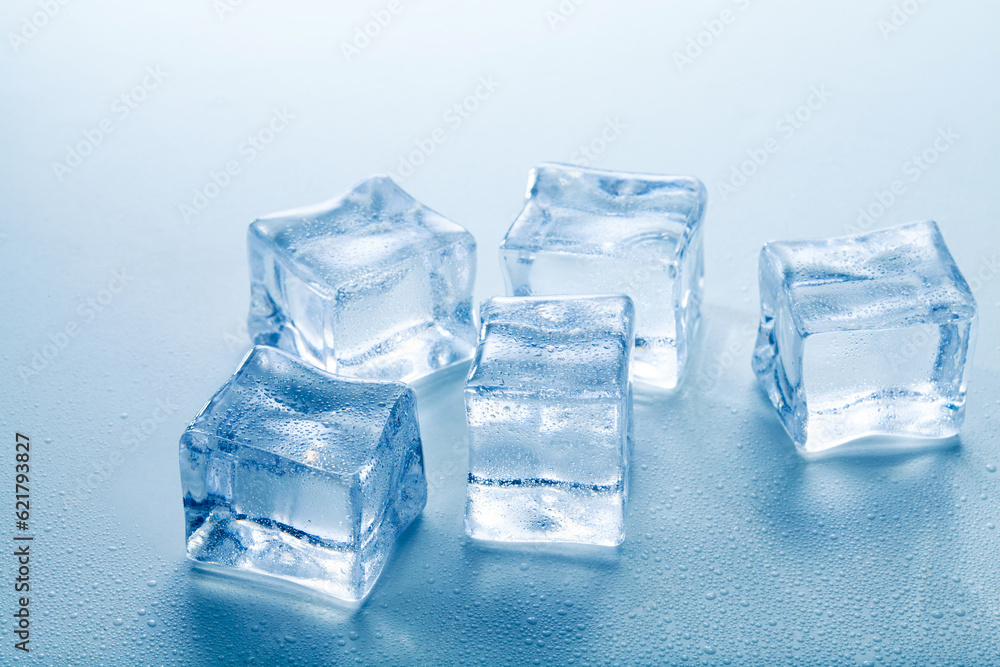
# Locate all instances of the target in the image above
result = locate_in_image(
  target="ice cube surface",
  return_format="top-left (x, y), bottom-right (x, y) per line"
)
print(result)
top-left (500, 163), bottom-right (706, 389)
top-left (248, 175), bottom-right (477, 383)
top-left (179, 345), bottom-right (427, 601)
top-left (752, 221), bottom-right (978, 454)
top-left (464, 295), bottom-right (635, 546)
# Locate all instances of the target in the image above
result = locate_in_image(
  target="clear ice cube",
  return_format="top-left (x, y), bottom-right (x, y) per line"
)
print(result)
top-left (464, 295), bottom-right (635, 546)
top-left (248, 175), bottom-right (477, 383)
top-left (752, 220), bottom-right (978, 454)
top-left (179, 345), bottom-right (427, 600)
top-left (500, 163), bottom-right (706, 389)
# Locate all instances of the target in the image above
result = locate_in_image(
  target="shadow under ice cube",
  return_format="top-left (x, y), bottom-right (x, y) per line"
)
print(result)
top-left (179, 345), bottom-right (427, 601)
top-left (752, 221), bottom-right (978, 455)
top-left (247, 175), bottom-right (477, 383)
top-left (464, 295), bottom-right (635, 546)
top-left (500, 163), bottom-right (706, 389)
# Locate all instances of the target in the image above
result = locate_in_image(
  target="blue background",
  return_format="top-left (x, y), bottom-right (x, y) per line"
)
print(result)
top-left (1, 0), bottom-right (998, 664)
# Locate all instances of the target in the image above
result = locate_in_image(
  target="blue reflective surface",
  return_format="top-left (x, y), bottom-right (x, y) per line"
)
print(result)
top-left (1, 1), bottom-right (998, 664)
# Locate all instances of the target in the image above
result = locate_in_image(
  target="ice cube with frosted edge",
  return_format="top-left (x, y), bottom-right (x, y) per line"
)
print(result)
top-left (751, 220), bottom-right (978, 455)
top-left (500, 163), bottom-right (706, 390)
top-left (247, 175), bottom-right (477, 384)
top-left (464, 295), bottom-right (635, 546)
top-left (178, 345), bottom-right (427, 601)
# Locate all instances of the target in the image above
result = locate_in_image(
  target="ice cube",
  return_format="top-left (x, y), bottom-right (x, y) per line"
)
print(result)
top-left (500, 163), bottom-right (706, 389)
top-left (752, 220), bottom-right (978, 454)
top-left (179, 345), bottom-right (427, 601)
top-left (247, 175), bottom-right (477, 383)
top-left (464, 295), bottom-right (635, 546)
